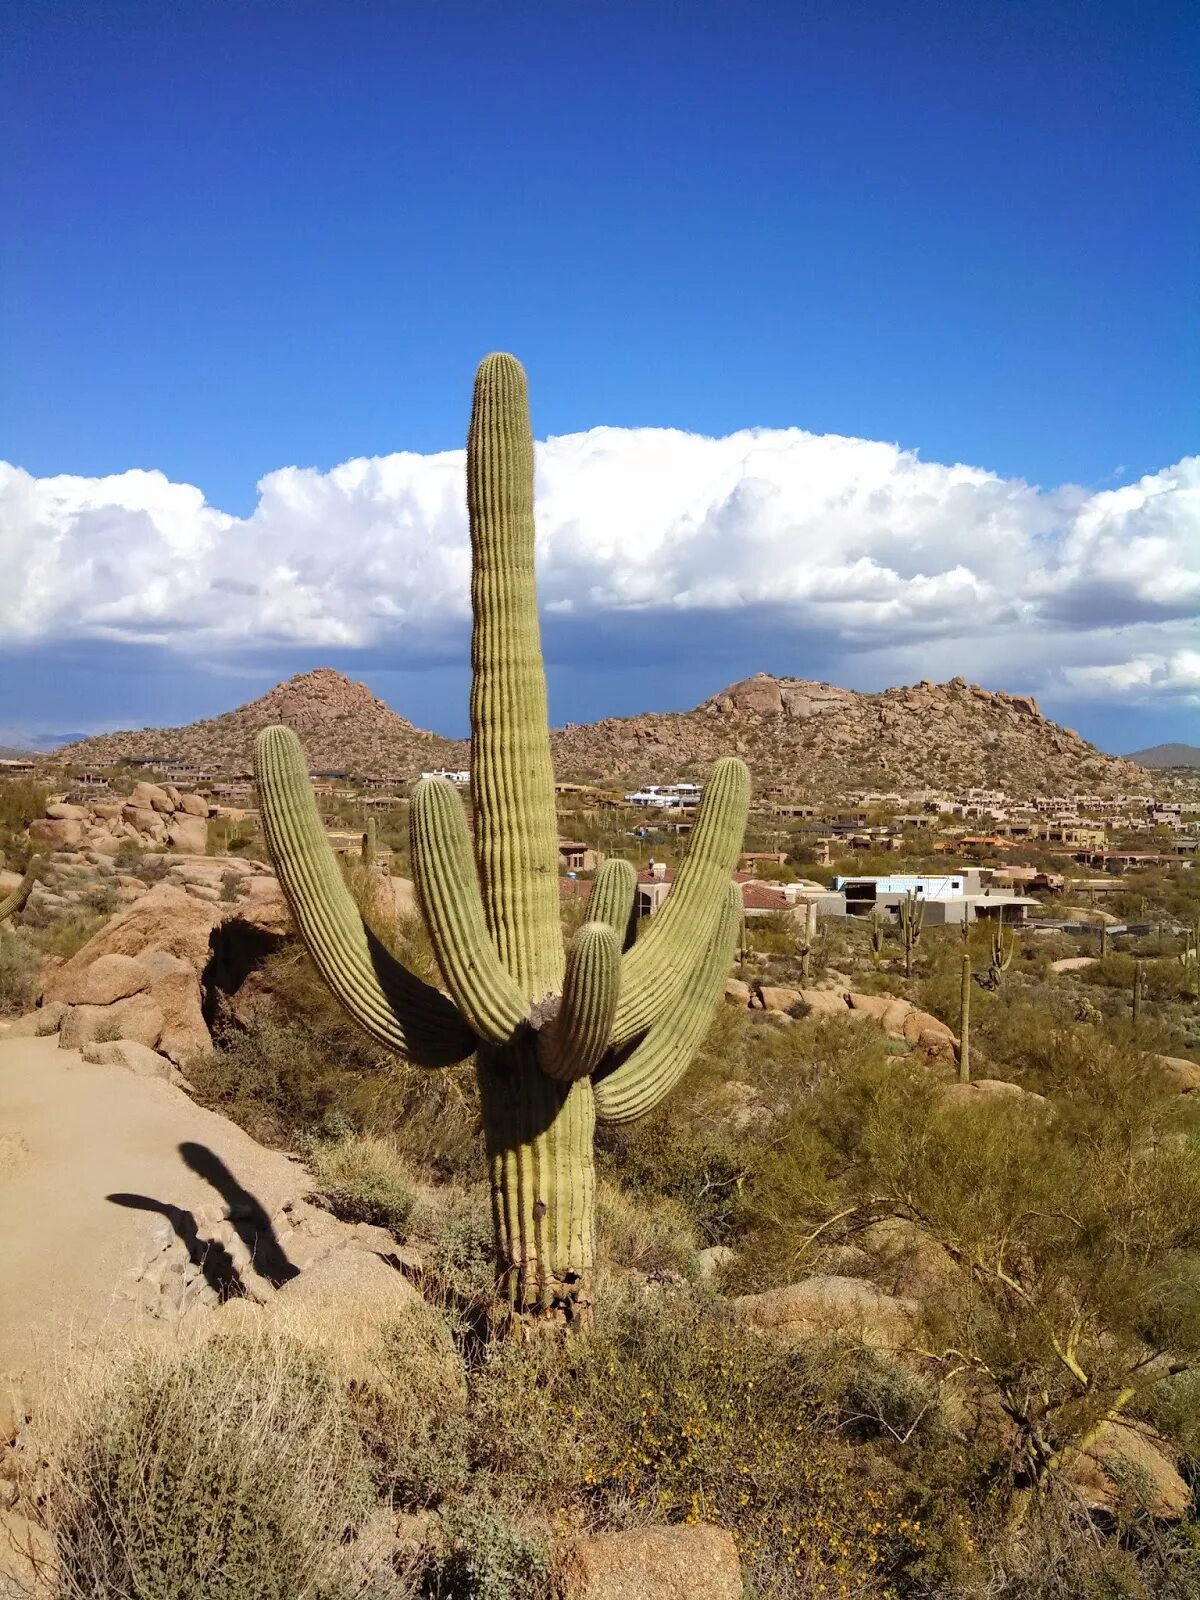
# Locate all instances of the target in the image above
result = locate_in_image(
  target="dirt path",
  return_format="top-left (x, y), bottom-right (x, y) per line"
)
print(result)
top-left (0, 1033), bottom-right (314, 1401)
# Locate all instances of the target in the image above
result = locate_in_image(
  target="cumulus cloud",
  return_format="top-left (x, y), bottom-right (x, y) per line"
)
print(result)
top-left (1, 430), bottom-right (1197, 705)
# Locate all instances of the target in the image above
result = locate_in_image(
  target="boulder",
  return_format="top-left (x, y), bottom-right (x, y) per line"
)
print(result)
top-left (916, 1029), bottom-right (957, 1065)
top-left (1153, 1055), bottom-right (1200, 1094)
top-left (879, 998), bottom-right (914, 1037)
top-left (167, 816), bottom-right (208, 855)
top-left (564, 1524), bottom-right (742, 1600)
top-left (856, 1218), bottom-right (958, 1302)
top-left (81, 1039), bottom-right (177, 1079)
top-left (150, 968), bottom-right (211, 1063)
top-left (696, 1245), bottom-right (736, 1279)
top-left (1067, 1422), bottom-right (1191, 1520)
top-left (92, 801), bottom-right (124, 820)
top-left (28, 817), bottom-right (82, 849)
top-left (57, 951), bottom-right (149, 1007)
top-left (178, 792), bottom-right (210, 818)
top-left (846, 992), bottom-right (892, 1020)
top-left (1050, 956), bottom-right (1097, 974)
top-left (131, 781), bottom-right (173, 813)
top-left (795, 987), bottom-right (849, 1017)
top-left (902, 1008), bottom-right (955, 1044)
top-left (734, 1275), bottom-right (917, 1352)
top-left (45, 802), bottom-right (88, 821)
top-left (940, 1079), bottom-right (1046, 1110)
top-left (723, 978), bottom-right (751, 1007)
top-left (751, 985), bottom-right (801, 1013)
top-left (1, 1001), bottom-right (67, 1038)
top-left (59, 993), bottom-right (165, 1052)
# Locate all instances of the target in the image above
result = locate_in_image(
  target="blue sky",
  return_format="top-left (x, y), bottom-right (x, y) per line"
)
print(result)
top-left (2, 0), bottom-right (1197, 754)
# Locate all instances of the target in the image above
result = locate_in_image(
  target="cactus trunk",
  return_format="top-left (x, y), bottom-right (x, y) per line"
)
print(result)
top-left (478, 1045), bottom-right (596, 1323)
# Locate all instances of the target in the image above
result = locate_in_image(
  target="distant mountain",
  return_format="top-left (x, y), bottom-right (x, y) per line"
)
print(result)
top-left (52, 667), bottom-right (1149, 797)
top-left (55, 669), bottom-right (466, 777)
top-left (0, 745), bottom-right (38, 761)
top-left (550, 673), bottom-right (1148, 795)
top-left (1124, 743), bottom-right (1200, 769)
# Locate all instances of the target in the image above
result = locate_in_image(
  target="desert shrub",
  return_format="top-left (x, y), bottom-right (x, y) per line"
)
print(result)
top-left (347, 1311), bottom-right (470, 1509)
top-left (595, 1179), bottom-right (699, 1278)
top-left (599, 1113), bottom-right (748, 1245)
top-left (421, 1501), bottom-right (550, 1600)
top-left (27, 906), bottom-right (106, 959)
top-left (0, 776), bottom-right (47, 867)
top-left (468, 1284), bottom-right (964, 1598)
top-left (220, 868), bottom-right (246, 902)
top-left (309, 1132), bottom-right (418, 1235)
top-left (50, 1334), bottom-right (376, 1600)
top-left (0, 925), bottom-right (39, 1015)
top-left (413, 1185), bottom-right (498, 1309)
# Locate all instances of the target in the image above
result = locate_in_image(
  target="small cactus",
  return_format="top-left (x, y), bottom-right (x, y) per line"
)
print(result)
top-left (255, 355), bottom-right (748, 1327)
top-left (1132, 962), bottom-right (1145, 1028)
top-left (869, 907), bottom-right (885, 958)
top-left (958, 952), bottom-right (971, 1085)
top-left (361, 815), bottom-right (377, 867)
top-left (989, 919), bottom-right (1016, 987)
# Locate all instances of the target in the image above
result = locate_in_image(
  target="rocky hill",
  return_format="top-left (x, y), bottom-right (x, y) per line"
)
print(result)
top-left (549, 673), bottom-right (1147, 795)
top-left (51, 667), bottom-right (1145, 796)
top-left (54, 668), bottom-right (467, 777)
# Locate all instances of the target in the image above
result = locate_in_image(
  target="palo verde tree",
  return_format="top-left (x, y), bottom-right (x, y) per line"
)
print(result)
top-left (255, 354), bottom-right (748, 1327)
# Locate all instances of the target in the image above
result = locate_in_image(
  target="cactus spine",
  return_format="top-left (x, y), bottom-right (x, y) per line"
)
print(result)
top-left (958, 953), bottom-right (971, 1085)
top-left (254, 355), bottom-right (748, 1326)
top-left (0, 857), bottom-right (41, 923)
top-left (898, 891), bottom-right (924, 978)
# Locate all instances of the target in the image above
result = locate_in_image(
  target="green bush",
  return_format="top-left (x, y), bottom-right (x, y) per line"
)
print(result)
top-left (309, 1133), bottom-right (418, 1235)
top-left (422, 1501), bottom-right (550, 1600)
top-left (0, 924), bottom-right (39, 1015)
top-left (51, 1335), bottom-right (376, 1600)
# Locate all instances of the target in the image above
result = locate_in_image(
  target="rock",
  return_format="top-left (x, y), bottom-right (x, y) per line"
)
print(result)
top-left (940, 1079), bottom-right (1046, 1109)
top-left (178, 792), bottom-right (210, 818)
top-left (149, 969), bottom-right (210, 1063)
top-left (916, 1029), bottom-right (956, 1065)
top-left (1050, 956), bottom-right (1098, 973)
top-left (564, 1524), bottom-right (742, 1600)
top-left (902, 1009), bottom-right (954, 1044)
top-left (389, 875), bottom-right (418, 920)
top-left (751, 985), bottom-right (801, 1013)
top-left (856, 1218), bottom-right (958, 1301)
top-left (57, 951), bottom-right (149, 1007)
top-left (696, 1245), bottom-right (736, 1279)
top-left (58, 993), bottom-right (165, 1052)
top-left (0, 1508), bottom-right (55, 1596)
top-left (45, 801), bottom-right (88, 821)
top-left (723, 978), bottom-right (751, 1007)
top-left (28, 817), bottom-right (82, 848)
top-left (81, 1039), bottom-right (177, 1079)
top-left (1153, 1055), bottom-right (1200, 1094)
top-left (846, 992), bottom-right (893, 1021)
top-left (2, 1002), bottom-right (67, 1038)
top-left (879, 998), bottom-right (914, 1037)
top-left (167, 816), bottom-right (208, 855)
top-left (131, 781), bottom-right (173, 813)
top-left (734, 1275), bottom-right (917, 1351)
top-left (1067, 1422), bottom-right (1191, 1520)
top-left (797, 988), bottom-right (850, 1017)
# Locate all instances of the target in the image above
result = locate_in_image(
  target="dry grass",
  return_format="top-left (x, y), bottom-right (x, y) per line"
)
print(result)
top-left (308, 1132), bottom-right (418, 1236)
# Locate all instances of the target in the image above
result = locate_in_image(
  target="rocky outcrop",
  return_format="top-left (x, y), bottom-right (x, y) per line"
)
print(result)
top-left (30, 785), bottom-right (214, 857)
top-left (736, 982), bottom-right (958, 1062)
top-left (35, 880), bottom-right (290, 1064)
top-left (550, 673), bottom-right (1145, 794)
top-left (734, 1275), bottom-right (918, 1352)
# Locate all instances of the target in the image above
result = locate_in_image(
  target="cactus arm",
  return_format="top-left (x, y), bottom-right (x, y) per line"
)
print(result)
top-left (0, 856), bottom-right (42, 922)
top-left (585, 858), bottom-right (638, 949)
top-left (254, 727), bottom-right (475, 1067)
top-left (467, 353), bottom-right (563, 1003)
top-left (610, 757), bottom-right (749, 1049)
top-left (410, 777), bottom-right (529, 1044)
top-left (537, 921), bottom-right (621, 1082)
top-left (595, 881), bottom-right (741, 1125)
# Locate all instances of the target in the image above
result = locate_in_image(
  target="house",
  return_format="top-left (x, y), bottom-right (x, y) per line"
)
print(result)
top-left (739, 851), bottom-right (788, 869)
top-left (558, 840), bottom-right (602, 873)
top-left (624, 783), bottom-right (703, 810)
top-left (422, 769), bottom-right (470, 786)
top-left (833, 872), bottom-right (1038, 927)
top-left (1039, 822), bottom-right (1108, 850)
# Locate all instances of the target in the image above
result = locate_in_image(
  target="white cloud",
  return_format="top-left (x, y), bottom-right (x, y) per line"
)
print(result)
top-left (1, 429), bottom-right (1197, 704)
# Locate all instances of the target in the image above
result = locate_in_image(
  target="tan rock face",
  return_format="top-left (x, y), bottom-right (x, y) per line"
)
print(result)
top-left (45, 802), bottom-right (88, 821)
top-left (940, 1079), bottom-right (1046, 1110)
top-left (131, 781), bottom-right (173, 813)
top-left (80, 1039), bottom-right (176, 1079)
top-left (29, 817), bottom-right (83, 848)
top-left (565, 1524), bottom-right (742, 1600)
top-left (167, 815), bottom-right (208, 854)
top-left (1153, 1055), bottom-right (1200, 1094)
top-left (1068, 1422), bottom-right (1191, 1520)
top-left (58, 952), bottom-right (149, 1007)
top-left (750, 984), bottom-right (801, 1013)
top-left (178, 792), bottom-right (209, 818)
top-left (734, 1275), bottom-right (918, 1352)
top-left (723, 978), bottom-right (752, 1007)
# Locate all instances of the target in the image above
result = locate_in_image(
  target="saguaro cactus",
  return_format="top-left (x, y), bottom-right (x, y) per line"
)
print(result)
top-left (869, 907), bottom-right (885, 959)
top-left (898, 891), bottom-right (924, 978)
top-left (989, 919), bottom-right (1016, 988)
top-left (255, 354), bottom-right (748, 1326)
top-left (0, 857), bottom-right (41, 923)
top-left (958, 953), bottom-right (972, 1085)
top-left (361, 815), bottom-right (376, 867)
